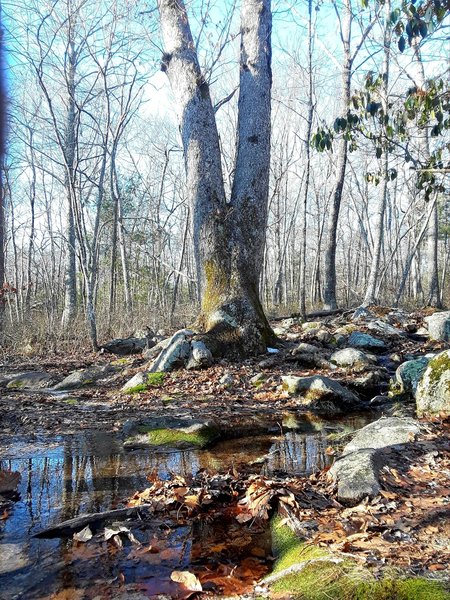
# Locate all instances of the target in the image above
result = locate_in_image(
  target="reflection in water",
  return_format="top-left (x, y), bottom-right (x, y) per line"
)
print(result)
top-left (0, 414), bottom-right (373, 599)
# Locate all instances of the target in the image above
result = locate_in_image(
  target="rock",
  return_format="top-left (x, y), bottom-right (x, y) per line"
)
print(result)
top-left (424, 311), bottom-right (450, 341)
top-left (348, 331), bottom-right (386, 351)
top-left (258, 356), bottom-right (280, 369)
top-left (186, 340), bottom-right (213, 370)
top-left (350, 368), bottom-right (389, 394)
top-left (332, 334), bottom-right (347, 347)
top-left (416, 326), bottom-right (428, 336)
top-left (101, 337), bottom-right (153, 355)
top-left (281, 375), bottom-right (359, 412)
top-left (220, 373), bottom-right (234, 386)
top-left (281, 318), bottom-right (297, 329)
top-left (250, 373), bottom-right (266, 386)
top-left (343, 416), bottom-right (420, 454)
top-left (367, 320), bottom-right (404, 337)
top-left (0, 471), bottom-right (21, 493)
top-left (273, 327), bottom-right (286, 336)
top-left (369, 395), bottom-right (391, 406)
top-left (330, 417), bottom-right (420, 505)
top-left (143, 336), bottom-right (171, 361)
top-left (330, 348), bottom-right (372, 370)
top-left (6, 371), bottom-right (55, 390)
top-left (148, 329), bottom-right (194, 372)
top-left (292, 342), bottom-right (320, 355)
top-left (395, 357), bottom-right (429, 395)
top-left (416, 350), bottom-right (450, 417)
top-left (0, 543), bottom-right (30, 575)
top-left (53, 365), bottom-right (114, 390)
top-left (315, 329), bottom-right (332, 344)
top-left (289, 351), bottom-right (330, 369)
top-left (121, 372), bottom-right (147, 392)
top-left (301, 321), bottom-right (322, 331)
top-left (351, 306), bottom-right (374, 321)
top-left (123, 417), bottom-right (219, 450)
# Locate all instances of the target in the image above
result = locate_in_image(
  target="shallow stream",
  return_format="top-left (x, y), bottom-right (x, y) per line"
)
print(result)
top-left (0, 413), bottom-right (375, 599)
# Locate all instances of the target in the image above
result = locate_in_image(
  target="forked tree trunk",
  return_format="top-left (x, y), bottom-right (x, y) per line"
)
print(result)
top-left (158, 0), bottom-right (274, 356)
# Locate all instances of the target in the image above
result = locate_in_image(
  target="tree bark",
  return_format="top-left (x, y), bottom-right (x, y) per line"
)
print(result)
top-left (362, 0), bottom-right (391, 307)
top-left (322, 0), bottom-right (352, 310)
top-left (157, 0), bottom-right (274, 356)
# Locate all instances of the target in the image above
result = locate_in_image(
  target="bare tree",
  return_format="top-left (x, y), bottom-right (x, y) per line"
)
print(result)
top-left (157, 0), bottom-right (274, 355)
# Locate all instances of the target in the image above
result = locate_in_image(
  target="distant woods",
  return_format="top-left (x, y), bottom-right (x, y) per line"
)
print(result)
top-left (0, 0), bottom-right (448, 350)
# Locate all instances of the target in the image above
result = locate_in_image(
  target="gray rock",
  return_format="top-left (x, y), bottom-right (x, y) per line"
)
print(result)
top-left (281, 375), bottom-right (359, 412)
top-left (0, 543), bottom-right (30, 575)
top-left (220, 373), bottom-right (234, 386)
top-left (343, 416), bottom-right (420, 455)
top-left (301, 321), bottom-right (322, 331)
top-left (281, 318), bottom-right (297, 329)
top-left (367, 320), bottom-right (404, 337)
top-left (424, 311), bottom-right (450, 341)
top-left (348, 331), bottom-right (386, 351)
top-left (148, 329), bottom-right (194, 372)
top-left (101, 337), bottom-right (152, 355)
top-left (292, 342), bottom-right (320, 355)
top-left (273, 327), bottom-right (286, 336)
top-left (330, 348), bottom-right (372, 370)
top-left (186, 340), bottom-right (213, 370)
top-left (330, 449), bottom-right (382, 505)
top-left (143, 336), bottom-right (171, 361)
top-left (121, 371), bottom-right (147, 392)
top-left (123, 416), bottom-right (219, 450)
top-left (332, 333), bottom-right (347, 347)
top-left (416, 350), bottom-right (450, 417)
top-left (6, 371), bottom-right (55, 390)
top-left (250, 373), bottom-right (266, 386)
top-left (54, 365), bottom-right (114, 390)
top-left (395, 357), bottom-right (429, 394)
top-left (330, 417), bottom-right (420, 505)
top-left (315, 329), bottom-right (332, 344)
top-left (351, 306), bottom-right (374, 321)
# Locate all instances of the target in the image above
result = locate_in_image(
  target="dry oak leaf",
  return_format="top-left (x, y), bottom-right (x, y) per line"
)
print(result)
top-left (170, 570), bottom-right (202, 592)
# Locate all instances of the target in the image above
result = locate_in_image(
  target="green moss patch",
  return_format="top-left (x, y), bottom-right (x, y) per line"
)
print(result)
top-left (269, 516), bottom-right (449, 600)
top-left (126, 383), bottom-right (148, 394)
top-left (126, 425), bottom-right (218, 450)
top-left (146, 372), bottom-right (165, 386)
top-left (427, 352), bottom-right (450, 386)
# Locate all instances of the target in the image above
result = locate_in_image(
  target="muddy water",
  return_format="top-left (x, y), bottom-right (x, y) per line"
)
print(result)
top-left (0, 413), bottom-right (373, 599)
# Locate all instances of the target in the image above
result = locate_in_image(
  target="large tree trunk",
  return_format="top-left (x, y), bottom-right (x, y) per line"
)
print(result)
top-left (158, 0), bottom-right (274, 357)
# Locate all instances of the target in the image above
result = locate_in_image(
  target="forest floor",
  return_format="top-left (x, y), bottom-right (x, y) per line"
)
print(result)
top-left (0, 308), bottom-right (449, 599)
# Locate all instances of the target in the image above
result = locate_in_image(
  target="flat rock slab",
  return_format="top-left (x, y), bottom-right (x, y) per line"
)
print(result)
top-left (330, 417), bottom-right (421, 505)
top-left (123, 416), bottom-right (219, 450)
top-left (6, 371), bottom-right (55, 390)
top-left (330, 348), bottom-right (372, 369)
top-left (53, 365), bottom-right (116, 390)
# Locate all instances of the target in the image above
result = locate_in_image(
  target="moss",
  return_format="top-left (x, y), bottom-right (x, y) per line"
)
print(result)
top-left (132, 426), bottom-right (216, 448)
top-left (427, 352), bottom-right (450, 386)
top-left (146, 371), bottom-right (165, 386)
top-left (63, 398), bottom-right (78, 405)
top-left (126, 383), bottom-right (148, 394)
top-left (269, 517), bottom-right (449, 600)
top-left (7, 380), bottom-right (25, 388)
top-left (111, 358), bottom-right (132, 366)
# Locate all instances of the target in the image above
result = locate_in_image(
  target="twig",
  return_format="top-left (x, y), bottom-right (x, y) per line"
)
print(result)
top-left (261, 557), bottom-right (343, 585)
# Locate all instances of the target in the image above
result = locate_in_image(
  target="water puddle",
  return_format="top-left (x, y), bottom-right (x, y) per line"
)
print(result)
top-left (0, 413), bottom-right (374, 599)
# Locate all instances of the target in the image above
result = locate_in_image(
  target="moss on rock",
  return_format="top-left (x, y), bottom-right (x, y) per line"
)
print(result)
top-left (269, 516), bottom-right (449, 600)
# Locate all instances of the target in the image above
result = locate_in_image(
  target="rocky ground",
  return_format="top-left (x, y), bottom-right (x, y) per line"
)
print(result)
top-left (0, 305), bottom-right (449, 598)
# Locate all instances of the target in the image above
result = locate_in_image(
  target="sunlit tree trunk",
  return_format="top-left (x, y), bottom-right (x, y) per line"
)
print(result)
top-left (157, 0), bottom-right (274, 356)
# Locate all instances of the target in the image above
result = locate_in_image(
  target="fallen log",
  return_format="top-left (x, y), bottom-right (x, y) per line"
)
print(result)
top-left (33, 505), bottom-right (152, 539)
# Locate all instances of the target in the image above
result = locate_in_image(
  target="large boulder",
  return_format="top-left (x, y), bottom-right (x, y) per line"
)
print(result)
top-left (148, 329), bottom-right (194, 372)
top-left (330, 417), bottom-right (420, 505)
top-left (416, 350), bottom-right (450, 417)
top-left (348, 331), bottom-right (386, 352)
top-left (281, 375), bottom-right (359, 412)
top-left (395, 357), bottom-right (430, 395)
top-left (123, 416), bottom-right (219, 450)
top-left (6, 371), bottom-right (55, 390)
top-left (330, 348), bottom-right (372, 370)
top-left (424, 311), bottom-right (450, 341)
top-left (186, 340), bottom-right (213, 370)
top-left (367, 320), bottom-right (404, 337)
